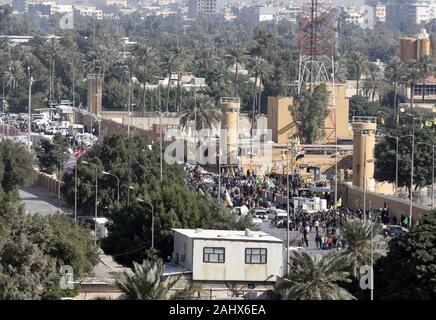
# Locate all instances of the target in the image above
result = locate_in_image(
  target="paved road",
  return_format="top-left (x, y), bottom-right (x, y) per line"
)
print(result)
top-left (260, 220), bottom-right (332, 257)
top-left (19, 186), bottom-right (73, 216)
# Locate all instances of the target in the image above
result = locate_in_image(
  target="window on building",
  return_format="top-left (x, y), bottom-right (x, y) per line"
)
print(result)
top-left (203, 247), bottom-right (225, 263)
top-left (245, 248), bottom-right (267, 264)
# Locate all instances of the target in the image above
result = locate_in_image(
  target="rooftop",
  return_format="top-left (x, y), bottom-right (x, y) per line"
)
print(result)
top-left (173, 228), bottom-right (283, 243)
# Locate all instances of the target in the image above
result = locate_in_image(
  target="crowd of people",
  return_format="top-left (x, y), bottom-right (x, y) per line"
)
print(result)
top-left (185, 164), bottom-right (398, 251)
top-left (185, 164), bottom-right (331, 209)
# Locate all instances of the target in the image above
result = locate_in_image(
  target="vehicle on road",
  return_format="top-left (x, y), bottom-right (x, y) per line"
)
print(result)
top-left (250, 208), bottom-right (268, 219)
top-left (231, 205), bottom-right (249, 216)
top-left (385, 225), bottom-right (408, 237)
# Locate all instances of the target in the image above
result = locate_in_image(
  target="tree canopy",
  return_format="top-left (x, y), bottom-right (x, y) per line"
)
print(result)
top-left (374, 210), bottom-right (436, 300)
top-left (292, 84), bottom-right (330, 144)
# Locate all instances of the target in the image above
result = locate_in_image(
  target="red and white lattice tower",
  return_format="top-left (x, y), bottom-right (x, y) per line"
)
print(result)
top-left (297, 0), bottom-right (335, 93)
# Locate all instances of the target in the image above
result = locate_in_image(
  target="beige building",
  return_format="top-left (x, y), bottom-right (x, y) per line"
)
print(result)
top-left (172, 229), bottom-right (283, 283)
top-left (267, 83), bottom-right (352, 145)
top-left (87, 74), bottom-right (103, 115)
top-left (375, 2), bottom-right (386, 23)
top-left (352, 116), bottom-right (377, 191)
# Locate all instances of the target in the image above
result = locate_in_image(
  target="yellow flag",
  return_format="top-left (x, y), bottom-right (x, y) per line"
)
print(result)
top-left (425, 120), bottom-right (433, 127)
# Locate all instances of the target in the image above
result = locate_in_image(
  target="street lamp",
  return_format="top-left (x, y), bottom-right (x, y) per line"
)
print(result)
top-left (154, 75), bottom-right (165, 181)
top-left (102, 171), bottom-right (120, 204)
top-left (404, 112), bottom-right (420, 228)
top-left (416, 142), bottom-right (436, 208)
top-left (137, 198), bottom-right (155, 249)
top-left (383, 134), bottom-right (413, 195)
top-left (82, 161), bottom-right (98, 245)
top-left (27, 66), bottom-right (33, 150)
top-left (2, 73), bottom-right (5, 114)
top-left (57, 151), bottom-right (67, 209)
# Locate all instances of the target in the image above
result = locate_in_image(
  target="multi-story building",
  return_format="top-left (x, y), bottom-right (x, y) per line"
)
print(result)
top-left (73, 4), bottom-right (103, 20)
top-left (342, 5), bottom-right (364, 26)
top-left (188, 0), bottom-right (217, 19)
top-left (375, 2), bottom-right (386, 23)
top-left (405, 0), bottom-right (432, 25)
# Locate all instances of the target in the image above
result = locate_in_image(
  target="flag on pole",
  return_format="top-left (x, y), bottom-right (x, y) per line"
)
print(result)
top-left (335, 197), bottom-right (342, 208)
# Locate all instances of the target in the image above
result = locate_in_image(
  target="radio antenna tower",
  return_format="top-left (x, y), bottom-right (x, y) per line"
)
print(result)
top-left (297, 0), bottom-right (335, 93)
top-left (297, 0), bottom-right (339, 207)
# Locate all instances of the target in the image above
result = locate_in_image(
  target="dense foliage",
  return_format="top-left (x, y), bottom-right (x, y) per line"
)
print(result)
top-left (61, 134), bottom-right (255, 265)
top-left (375, 210), bottom-right (436, 300)
top-left (35, 133), bottom-right (70, 174)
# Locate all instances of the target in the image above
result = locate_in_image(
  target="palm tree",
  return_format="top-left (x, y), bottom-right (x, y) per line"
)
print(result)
top-left (348, 52), bottom-right (369, 96)
top-left (384, 57), bottom-right (405, 121)
top-left (417, 55), bottom-right (434, 103)
top-left (362, 70), bottom-right (387, 102)
top-left (45, 38), bottom-right (63, 116)
top-left (116, 258), bottom-right (180, 300)
top-left (224, 44), bottom-right (249, 97)
top-left (179, 96), bottom-right (222, 132)
top-left (334, 55), bottom-right (349, 83)
top-left (196, 46), bottom-right (218, 73)
top-left (403, 62), bottom-right (424, 109)
top-left (133, 42), bottom-right (156, 117)
top-left (248, 57), bottom-right (273, 128)
top-left (276, 251), bottom-right (355, 300)
top-left (6, 60), bottom-right (24, 90)
top-left (337, 219), bottom-right (381, 278)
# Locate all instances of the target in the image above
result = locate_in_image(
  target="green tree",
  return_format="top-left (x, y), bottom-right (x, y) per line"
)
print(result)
top-left (0, 201), bottom-right (98, 299)
top-left (116, 257), bottom-right (180, 300)
top-left (5, 60), bottom-right (25, 90)
top-left (276, 251), bottom-right (354, 300)
top-left (403, 62), bottom-right (423, 109)
top-left (0, 139), bottom-right (36, 193)
top-left (337, 219), bottom-right (381, 278)
top-left (374, 210), bottom-right (436, 300)
top-left (292, 84), bottom-right (330, 144)
top-left (348, 52), bottom-right (369, 96)
top-left (179, 96), bottom-right (222, 132)
top-left (375, 126), bottom-right (435, 195)
top-left (35, 133), bottom-right (70, 174)
top-left (133, 40), bottom-right (156, 115)
top-left (417, 55), bottom-right (434, 103)
top-left (385, 57), bottom-right (405, 117)
top-left (225, 44), bottom-right (249, 97)
top-left (349, 95), bottom-right (379, 119)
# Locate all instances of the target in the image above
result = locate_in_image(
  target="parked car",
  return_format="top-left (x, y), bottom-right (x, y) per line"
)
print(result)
top-left (231, 205), bottom-right (249, 216)
top-left (251, 208), bottom-right (268, 220)
top-left (386, 225), bottom-right (408, 237)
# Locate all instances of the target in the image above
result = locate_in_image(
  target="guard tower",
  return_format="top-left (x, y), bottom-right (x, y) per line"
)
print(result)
top-left (220, 97), bottom-right (240, 168)
top-left (87, 74), bottom-right (103, 115)
top-left (352, 116), bottom-right (377, 190)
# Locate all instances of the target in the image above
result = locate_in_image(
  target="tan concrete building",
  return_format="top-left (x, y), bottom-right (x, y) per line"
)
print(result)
top-left (267, 96), bottom-right (297, 144)
top-left (352, 116), bottom-right (377, 191)
top-left (266, 83), bottom-right (351, 145)
top-left (220, 97), bottom-right (241, 166)
top-left (87, 74), bottom-right (103, 115)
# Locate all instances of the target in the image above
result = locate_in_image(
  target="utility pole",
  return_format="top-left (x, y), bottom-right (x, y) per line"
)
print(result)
top-left (27, 66), bottom-right (33, 150)
top-left (410, 117), bottom-right (415, 228)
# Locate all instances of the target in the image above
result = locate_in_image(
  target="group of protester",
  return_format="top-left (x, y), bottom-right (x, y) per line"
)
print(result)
top-left (185, 164), bottom-right (331, 209)
top-left (185, 164), bottom-right (398, 251)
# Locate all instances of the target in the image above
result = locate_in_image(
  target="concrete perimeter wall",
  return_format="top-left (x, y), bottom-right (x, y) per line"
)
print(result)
top-left (36, 172), bottom-right (64, 196)
top-left (339, 182), bottom-right (428, 224)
